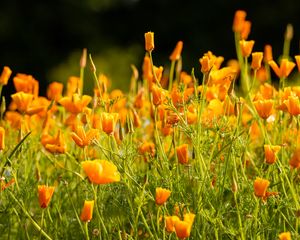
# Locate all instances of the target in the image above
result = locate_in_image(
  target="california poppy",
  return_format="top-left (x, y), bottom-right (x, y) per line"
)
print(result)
top-left (155, 187), bottom-right (171, 205)
top-left (279, 231), bottom-right (291, 240)
top-left (81, 160), bottom-right (120, 184)
top-left (268, 59), bottom-right (295, 79)
top-left (80, 200), bottom-right (94, 222)
top-left (0, 66), bottom-right (12, 86)
top-left (264, 145), bottom-right (281, 164)
top-left (38, 185), bottom-right (55, 208)
top-left (176, 144), bottom-right (189, 164)
top-left (71, 126), bottom-right (99, 148)
top-left (253, 178), bottom-right (270, 198)
top-left (100, 112), bottom-right (119, 135)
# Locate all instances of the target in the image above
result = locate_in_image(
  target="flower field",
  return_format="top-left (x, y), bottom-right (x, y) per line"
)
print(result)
top-left (0, 10), bottom-right (299, 239)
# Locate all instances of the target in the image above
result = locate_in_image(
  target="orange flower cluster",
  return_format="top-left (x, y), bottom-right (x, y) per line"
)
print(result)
top-left (165, 213), bottom-right (195, 239)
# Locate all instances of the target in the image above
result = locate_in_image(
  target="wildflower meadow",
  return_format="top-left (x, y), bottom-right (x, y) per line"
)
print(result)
top-left (1, 10), bottom-right (300, 239)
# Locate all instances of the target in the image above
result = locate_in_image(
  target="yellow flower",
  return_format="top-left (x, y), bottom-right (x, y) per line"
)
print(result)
top-left (59, 94), bottom-right (92, 115)
top-left (81, 160), bottom-right (120, 184)
top-left (279, 231), bottom-right (291, 240)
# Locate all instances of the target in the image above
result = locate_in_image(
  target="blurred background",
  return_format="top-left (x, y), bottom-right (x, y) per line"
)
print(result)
top-left (1, 0), bottom-right (300, 98)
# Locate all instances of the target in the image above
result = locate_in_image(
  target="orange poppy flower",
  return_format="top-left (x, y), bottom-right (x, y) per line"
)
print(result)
top-left (5, 111), bottom-right (22, 129)
top-left (155, 187), bottom-right (171, 205)
top-left (209, 67), bottom-right (236, 85)
top-left (279, 231), bottom-right (291, 240)
top-left (134, 88), bottom-right (145, 109)
top-left (251, 52), bottom-right (263, 70)
top-left (239, 40), bottom-right (255, 57)
top-left (264, 145), bottom-right (281, 164)
top-left (176, 144), bottom-right (189, 164)
top-left (240, 20), bottom-right (251, 40)
top-left (174, 213), bottom-right (196, 239)
top-left (144, 32), bottom-right (154, 52)
top-left (44, 130), bottom-right (67, 154)
top-left (143, 55), bottom-right (153, 83)
top-left (232, 10), bottom-right (247, 33)
top-left (165, 216), bottom-right (180, 232)
top-left (13, 73), bottom-right (39, 97)
top-left (100, 112), bottom-right (119, 135)
top-left (199, 52), bottom-right (224, 74)
top-left (253, 99), bottom-right (274, 119)
top-left (71, 126), bottom-right (99, 148)
top-left (59, 94), bottom-right (92, 115)
top-left (268, 59), bottom-right (295, 79)
top-left (180, 72), bottom-right (193, 85)
top-left (284, 95), bottom-right (300, 116)
top-left (151, 84), bottom-right (166, 106)
top-left (11, 91), bottom-right (44, 115)
top-left (253, 178), bottom-right (270, 198)
top-left (139, 142), bottom-right (156, 157)
top-left (38, 185), bottom-right (55, 208)
top-left (289, 148), bottom-right (300, 169)
top-left (67, 76), bottom-right (82, 97)
top-left (264, 44), bottom-right (273, 63)
top-left (81, 160), bottom-right (120, 184)
top-left (47, 82), bottom-right (63, 101)
top-left (80, 200), bottom-right (94, 222)
top-left (0, 66), bottom-right (12, 85)
top-left (170, 41), bottom-right (183, 61)
top-left (295, 55), bottom-right (300, 72)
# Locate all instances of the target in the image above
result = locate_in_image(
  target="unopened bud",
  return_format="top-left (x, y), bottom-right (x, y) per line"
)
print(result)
top-left (232, 178), bottom-right (238, 193)
top-left (285, 24), bottom-right (293, 41)
top-left (80, 48), bottom-right (87, 68)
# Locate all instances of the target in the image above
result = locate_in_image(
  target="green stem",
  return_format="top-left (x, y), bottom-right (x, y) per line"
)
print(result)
top-left (8, 190), bottom-right (53, 240)
top-left (84, 222), bottom-right (90, 240)
top-left (168, 60), bottom-right (176, 91)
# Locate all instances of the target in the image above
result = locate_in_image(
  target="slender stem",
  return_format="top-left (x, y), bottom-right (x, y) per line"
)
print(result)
top-left (84, 222), bottom-right (90, 240)
top-left (168, 60), bottom-right (176, 91)
top-left (8, 190), bottom-right (53, 240)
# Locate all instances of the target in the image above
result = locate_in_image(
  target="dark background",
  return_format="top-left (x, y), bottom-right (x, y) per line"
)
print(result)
top-left (1, 0), bottom-right (300, 98)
